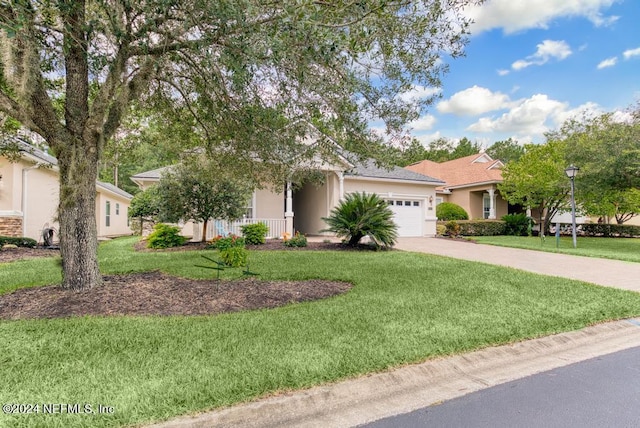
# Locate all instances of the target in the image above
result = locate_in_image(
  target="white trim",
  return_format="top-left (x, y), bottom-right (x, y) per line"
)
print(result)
top-left (0, 210), bottom-right (23, 216)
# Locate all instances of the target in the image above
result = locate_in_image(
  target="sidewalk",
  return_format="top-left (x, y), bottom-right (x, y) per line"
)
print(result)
top-left (148, 238), bottom-right (640, 428)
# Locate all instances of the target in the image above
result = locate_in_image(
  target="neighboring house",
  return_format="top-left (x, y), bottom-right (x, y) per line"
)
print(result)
top-left (0, 138), bottom-right (133, 241)
top-left (131, 157), bottom-right (444, 239)
top-left (405, 153), bottom-right (510, 220)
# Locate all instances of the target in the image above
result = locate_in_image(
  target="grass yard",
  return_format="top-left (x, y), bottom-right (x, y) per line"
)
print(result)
top-left (2, 236), bottom-right (640, 427)
top-left (473, 235), bottom-right (640, 263)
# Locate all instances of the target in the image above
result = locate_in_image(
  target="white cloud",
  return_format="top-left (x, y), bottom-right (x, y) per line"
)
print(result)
top-left (437, 86), bottom-right (511, 116)
top-left (497, 69), bottom-right (510, 76)
top-left (464, 0), bottom-right (619, 35)
top-left (597, 57), bottom-right (618, 69)
top-left (511, 40), bottom-right (572, 70)
top-left (409, 114), bottom-right (437, 131)
top-left (552, 102), bottom-right (602, 126)
top-left (466, 94), bottom-right (567, 135)
top-left (623, 47), bottom-right (640, 59)
top-left (414, 131), bottom-right (443, 145)
top-left (397, 85), bottom-right (441, 103)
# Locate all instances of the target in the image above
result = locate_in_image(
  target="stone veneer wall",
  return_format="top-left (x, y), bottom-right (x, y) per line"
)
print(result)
top-left (0, 216), bottom-right (23, 237)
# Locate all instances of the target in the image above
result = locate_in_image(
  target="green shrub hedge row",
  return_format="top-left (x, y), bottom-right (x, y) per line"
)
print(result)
top-left (438, 220), bottom-right (506, 236)
top-left (0, 236), bottom-right (38, 248)
top-left (581, 223), bottom-right (640, 237)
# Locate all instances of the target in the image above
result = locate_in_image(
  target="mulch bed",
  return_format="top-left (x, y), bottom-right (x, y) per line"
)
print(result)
top-left (0, 271), bottom-right (352, 320)
top-left (0, 241), bottom-right (361, 321)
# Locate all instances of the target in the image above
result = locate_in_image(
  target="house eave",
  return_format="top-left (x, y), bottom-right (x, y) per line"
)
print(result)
top-left (442, 180), bottom-right (502, 191)
top-left (345, 175), bottom-right (442, 186)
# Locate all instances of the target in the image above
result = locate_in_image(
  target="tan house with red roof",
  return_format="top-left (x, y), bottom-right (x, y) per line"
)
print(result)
top-left (406, 153), bottom-right (510, 220)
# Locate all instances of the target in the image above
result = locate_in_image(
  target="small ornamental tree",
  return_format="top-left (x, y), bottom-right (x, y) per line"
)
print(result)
top-left (322, 192), bottom-right (398, 248)
top-left (128, 186), bottom-right (161, 235)
top-left (157, 158), bottom-right (253, 242)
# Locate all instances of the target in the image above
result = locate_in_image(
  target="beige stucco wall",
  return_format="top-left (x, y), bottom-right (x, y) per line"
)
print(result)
top-left (96, 190), bottom-right (132, 237)
top-left (1, 158), bottom-right (59, 240)
top-left (0, 159), bottom-right (20, 211)
top-left (254, 187), bottom-right (284, 219)
top-left (445, 184), bottom-right (508, 220)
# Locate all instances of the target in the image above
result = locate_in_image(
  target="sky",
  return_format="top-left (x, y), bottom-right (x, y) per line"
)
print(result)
top-left (399, 0), bottom-right (640, 148)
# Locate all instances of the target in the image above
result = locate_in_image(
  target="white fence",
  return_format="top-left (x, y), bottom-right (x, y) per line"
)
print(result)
top-left (193, 218), bottom-right (287, 242)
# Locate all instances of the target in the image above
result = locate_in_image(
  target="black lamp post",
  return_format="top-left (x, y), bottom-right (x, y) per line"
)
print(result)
top-left (564, 165), bottom-right (579, 248)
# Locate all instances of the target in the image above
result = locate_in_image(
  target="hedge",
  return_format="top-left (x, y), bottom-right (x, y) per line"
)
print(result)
top-left (581, 223), bottom-right (640, 238)
top-left (0, 236), bottom-right (38, 248)
top-left (438, 220), bottom-right (506, 236)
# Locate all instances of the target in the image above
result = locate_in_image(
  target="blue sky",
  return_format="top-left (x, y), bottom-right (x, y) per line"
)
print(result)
top-left (399, 0), bottom-right (640, 148)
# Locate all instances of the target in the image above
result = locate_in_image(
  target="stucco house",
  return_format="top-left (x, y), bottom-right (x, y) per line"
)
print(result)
top-left (405, 153), bottom-right (510, 220)
top-left (0, 138), bottom-right (133, 242)
top-left (131, 156), bottom-right (444, 240)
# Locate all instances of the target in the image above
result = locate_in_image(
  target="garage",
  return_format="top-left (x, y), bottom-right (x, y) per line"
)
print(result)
top-left (386, 199), bottom-right (423, 237)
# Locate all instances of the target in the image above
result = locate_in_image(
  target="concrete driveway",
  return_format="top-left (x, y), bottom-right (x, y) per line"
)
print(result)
top-left (395, 237), bottom-right (640, 292)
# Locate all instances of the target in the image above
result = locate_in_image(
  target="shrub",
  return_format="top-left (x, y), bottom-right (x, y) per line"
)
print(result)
top-left (581, 223), bottom-right (640, 237)
top-left (219, 246), bottom-right (248, 267)
top-left (0, 236), bottom-right (37, 248)
top-left (502, 213), bottom-right (530, 236)
top-left (436, 202), bottom-right (469, 221)
top-left (146, 223), bottom-right (187, 249)
top-left (438, 220), bottom-right (506, 236)
top-left (284, 232), bottom-right (308, 247)
top-left (211, 235), bottom-right (246, 251)
top-left (445, 220), bottom-right (461, 237)
top-left (240, 222), bottom-right (269, 245)
top-left (321, 192), bottom-right (398, 248)
top-left (211, 235), bottom-right (248, 267)
top-left (436, 224), bottom-right (447, 236)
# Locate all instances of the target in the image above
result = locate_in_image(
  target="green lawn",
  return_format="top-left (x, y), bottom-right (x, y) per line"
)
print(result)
top-left (2, 236), bottom-right (640, 428)
top-left (473, 235), bottom-right (640, 263)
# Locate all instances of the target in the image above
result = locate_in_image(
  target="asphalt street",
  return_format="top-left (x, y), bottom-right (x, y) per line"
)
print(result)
top-left (362, 345), bottom-right (640, 428)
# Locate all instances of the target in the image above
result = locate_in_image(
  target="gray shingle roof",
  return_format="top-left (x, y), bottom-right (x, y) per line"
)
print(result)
top-left (96, 181), bottom-right (133, 199)
top-left (130, 166), bottom-right (171, 180)
top-left (345, 159), bottom-right (445, 184)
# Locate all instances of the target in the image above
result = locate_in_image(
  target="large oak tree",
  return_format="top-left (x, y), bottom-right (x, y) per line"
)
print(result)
top-left (0, 0), bottom-right (480, 290)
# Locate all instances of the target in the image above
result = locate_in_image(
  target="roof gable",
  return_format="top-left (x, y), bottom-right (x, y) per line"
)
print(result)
top-left (405, 152), bottom-right (503, 189)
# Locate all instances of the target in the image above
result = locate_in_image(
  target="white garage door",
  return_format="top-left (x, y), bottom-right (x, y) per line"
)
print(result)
top-left (386, 199), bottom-right (423, 237)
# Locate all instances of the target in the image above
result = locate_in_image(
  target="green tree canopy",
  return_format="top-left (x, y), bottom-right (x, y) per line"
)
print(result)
top-left (0, 0), bottom-right (481, 289)
top-left (498, 140), bottom-right (570, 235)
top-left (486, 138), bottom-right (524, 164)
top-left (553, 111), bottom-right (640, 223)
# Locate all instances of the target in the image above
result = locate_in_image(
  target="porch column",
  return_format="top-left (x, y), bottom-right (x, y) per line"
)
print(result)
top-left (488, 187), bottom-right (496, 219)
top-left (337, 171), bottom-right (344, 201)
top-left (285, 181), bottom-right (294, 235)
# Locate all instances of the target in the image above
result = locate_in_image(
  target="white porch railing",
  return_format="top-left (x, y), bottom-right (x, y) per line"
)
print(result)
top-left (193, 218), bottom-right (287, 242)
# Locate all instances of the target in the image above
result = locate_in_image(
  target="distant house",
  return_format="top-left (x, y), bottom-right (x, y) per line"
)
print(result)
top-left (405, 153), bottom-right (510, 220)
top-left (0, 138), bottom-right (133, 241)
top-left (131, 156), bottom-right (445, 239)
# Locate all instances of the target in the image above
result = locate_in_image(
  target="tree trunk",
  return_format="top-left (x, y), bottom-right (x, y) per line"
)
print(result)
top-left (56, 142), bottom-right (102, 291)
top-left (201, 220), bottom-right (208, 242)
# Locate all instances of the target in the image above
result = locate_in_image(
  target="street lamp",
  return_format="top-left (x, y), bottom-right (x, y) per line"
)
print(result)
top-left (564, 165), bottom-right (579, 248)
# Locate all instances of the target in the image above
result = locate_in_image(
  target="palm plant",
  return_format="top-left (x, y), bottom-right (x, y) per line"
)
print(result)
top-left (322, 192), bottom-right (398, 248)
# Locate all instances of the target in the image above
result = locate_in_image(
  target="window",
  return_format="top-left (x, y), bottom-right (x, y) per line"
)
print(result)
top-left (404, 201), bottom-right (411, 206)
top-left (413, 201), bottom-right (420, 207)
top-left (387, 200), bottom-right (393, 205)
top-left (116, 203), bottom-right (120, 215)
top-left (396, 200), bottom-right (403, 206)
top-left (106, 201), bottom-right (111, 227)
top-left (483, 194), bottom-right (491, 219)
